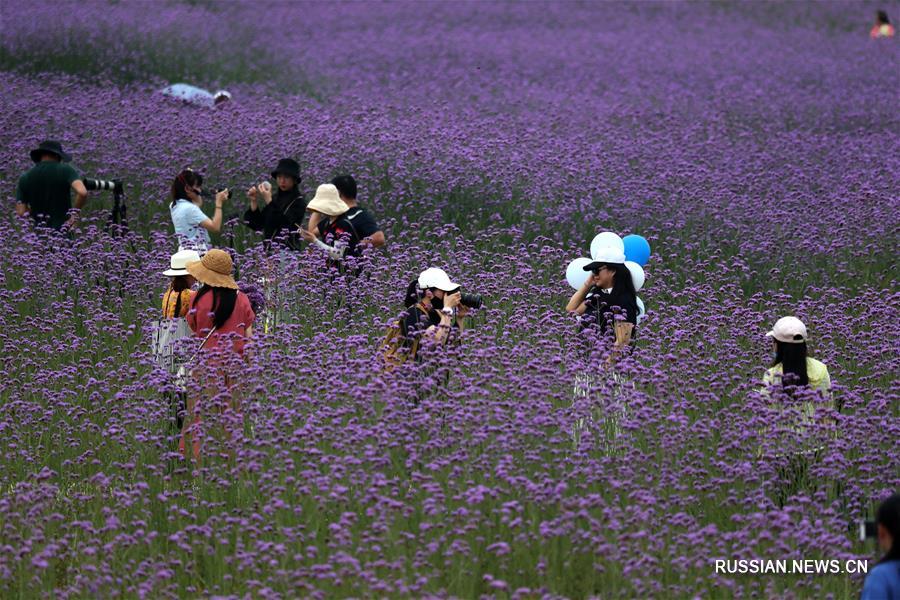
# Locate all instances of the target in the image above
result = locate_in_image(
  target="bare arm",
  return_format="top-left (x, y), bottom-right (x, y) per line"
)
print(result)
top-left (364, 230), bottom-right (386, 248)
top-left (72, 179), bottom-right (88, 209)
top-left (15, 202), bottom-right (28, 217)
top-left (199, 190), bottom-right (228, 233)
top-left (566, 278), bottom-right (594, 314)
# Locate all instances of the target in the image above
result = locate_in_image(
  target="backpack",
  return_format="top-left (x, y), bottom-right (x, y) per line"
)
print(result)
top-left (381, 303), bottom-right (429, 371)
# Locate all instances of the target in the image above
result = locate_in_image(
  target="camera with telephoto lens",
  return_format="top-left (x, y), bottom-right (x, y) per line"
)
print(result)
top-left (859, 520), bottom-right (877, 542)
top-left (460, 293), bottom-right (483, 310)
top-left (83, 178), bottom-right (123, 193)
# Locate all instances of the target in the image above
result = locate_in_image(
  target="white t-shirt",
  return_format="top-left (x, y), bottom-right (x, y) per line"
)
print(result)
top-left (160, 84), bottom-right (216, 108)
top-left (170, 199), bottom-right (211, 251)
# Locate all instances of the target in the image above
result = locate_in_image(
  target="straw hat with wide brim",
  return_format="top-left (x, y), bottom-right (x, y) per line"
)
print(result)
top-left (306, 184), bottom-right (348, 216)
top-left (185, 249), bottom-right (238, 289)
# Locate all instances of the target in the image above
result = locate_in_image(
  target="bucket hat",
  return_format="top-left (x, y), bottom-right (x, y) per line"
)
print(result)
top-left (271, 158), bottom-right (301, 182)
top-left (163, 249), bottom-right (202, 277)
top-left (306, 184), bottom-right (348, 216)
top-left (185, 249), bottom-right (238, 289)
top-left (766, 316), bottom-right (808, 344)
top-left (30, 140), bottom-right (71, 163)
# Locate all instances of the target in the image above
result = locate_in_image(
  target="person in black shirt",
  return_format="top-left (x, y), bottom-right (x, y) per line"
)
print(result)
top-left (566, 247), bottom-right (638, 362)
top-left (308, 174), bottom-right (385, 255)
top-left (243, 158), bottom-right (307, 251)
top-left (332, 174), bottom-right (385, 251)
top-left (300, 183), bottom-right (362, 266)
top-left (401, 268), bottom-right (469, 361)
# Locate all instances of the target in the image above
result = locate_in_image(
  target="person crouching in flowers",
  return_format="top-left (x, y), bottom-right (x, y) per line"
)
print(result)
top-left (762, 316), bottom-right (832, 401)
top-left (161, 249), bottom-right (199, 318)
top-left (565, 247), bottom-right (638, 364)
top-left (299, 184), bottom-right (358, 267)
top-left (180, 249), bottom-right (255, 463)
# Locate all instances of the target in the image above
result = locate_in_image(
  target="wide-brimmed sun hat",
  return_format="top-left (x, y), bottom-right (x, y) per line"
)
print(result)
top-left (30, 140), bottom-right (72, 163)
top-left (163, 249), bottom-right (201, 276)
top-left (766, 316), bottom-right (808, 344)
top-left (306, 184), bottom-right (348, 216)
top-left (418, 268), bottom-right (460, 292)
top-left (185, 249), bottom-right (238, 289)
top-left (584, 246), bottom-right (627, 271)
top-left (271, 158), bottom-right (301, 182)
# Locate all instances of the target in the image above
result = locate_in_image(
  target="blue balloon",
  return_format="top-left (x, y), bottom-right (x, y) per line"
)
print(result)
top-left (622, 234), bottom-right (651, 266)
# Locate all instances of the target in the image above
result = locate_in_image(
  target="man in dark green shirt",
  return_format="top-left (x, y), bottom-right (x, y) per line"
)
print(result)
top-left (15, 140), bottom-right (88, 231)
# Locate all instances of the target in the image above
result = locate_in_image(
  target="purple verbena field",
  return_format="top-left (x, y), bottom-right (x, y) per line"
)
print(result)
top-left (0, 1), bottom-right (898, 598)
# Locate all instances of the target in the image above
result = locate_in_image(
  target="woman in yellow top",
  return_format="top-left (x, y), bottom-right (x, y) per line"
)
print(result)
top-left (162, 249), bottom-right (200, 318)
top-left (763, 316), bottom-right (831, 394)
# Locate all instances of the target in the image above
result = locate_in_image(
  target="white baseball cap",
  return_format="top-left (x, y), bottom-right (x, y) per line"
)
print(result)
top-left (766, 316), bottom-right (808, 344)
top-left (418, 268), bottom-right (459, 292)
top-left (163, 249), bottom-right (201, 276)
top-left (583, 246), bottom-right (627, 271)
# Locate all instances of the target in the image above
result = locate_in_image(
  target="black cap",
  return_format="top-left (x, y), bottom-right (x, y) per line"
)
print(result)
top-left (271, 158), bottom-right (301, 182)
top-left (30, 140), bottom-right (71, 163)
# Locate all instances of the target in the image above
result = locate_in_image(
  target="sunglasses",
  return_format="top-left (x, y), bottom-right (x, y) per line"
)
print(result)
top-left (591, 265), bottom-right (611, 275)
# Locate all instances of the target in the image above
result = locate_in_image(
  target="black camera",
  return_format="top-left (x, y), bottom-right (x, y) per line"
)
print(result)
top-left (201, 188), bottom-right (232, 200)
top-left (859, 520), bottom-right (877, 542)
top-left (460, 293), bottom-right (483, 310)
top-left (83, 178), bottom-right (123, 193)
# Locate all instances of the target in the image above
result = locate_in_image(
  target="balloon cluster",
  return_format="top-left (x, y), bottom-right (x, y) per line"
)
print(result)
top-left (565, 232), bottom-right (652, 323)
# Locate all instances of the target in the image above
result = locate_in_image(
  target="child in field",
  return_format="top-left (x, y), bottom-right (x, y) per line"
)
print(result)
top-left (161, 249), bottom-right (199, 318)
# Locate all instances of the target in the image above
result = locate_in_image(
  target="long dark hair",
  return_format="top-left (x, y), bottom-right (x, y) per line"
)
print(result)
top-left (877, 10), bottom-right (890, 25)
top-left (167, 275), bottom-right (193, 317)
top-left (170, 169), bottom-right (203, 208)
top-left (876, 493), bottom-right (900, 564)
top-left (191, 285), bottom-right (237, 328)
top-left (772, 340), bottom-right (809, 387)
top-left (404, 279), bottom-right (422, 308)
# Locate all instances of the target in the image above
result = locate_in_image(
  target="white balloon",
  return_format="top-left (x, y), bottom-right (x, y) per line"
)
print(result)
top-left (625, 261), bottom-right (645, 292)
top-left (590, 231), bottom-right (624, 260)
top-left (636, 296), bottom-right (645, 325)
top-left (565, 257), bottom-right (593, 290)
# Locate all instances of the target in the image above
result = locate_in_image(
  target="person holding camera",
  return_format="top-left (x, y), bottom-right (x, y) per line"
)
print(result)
top-left (861, 493), bottom-right (900, 599)
top-left (402, 268), bottom-right (472, 356)
top-left (243, 158), bottom-right (307, 252)
top-left (14, 140), bottom-right (88, 231)
top-left (566, 247), bottom-right (639, 361)
top-left (169, 169), bottom-right (228, 254)
top-left (307, 175), bottom-right (385, 254)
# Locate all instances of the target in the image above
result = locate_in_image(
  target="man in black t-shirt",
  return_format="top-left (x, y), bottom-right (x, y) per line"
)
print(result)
top-left (329, 174), bottom-right (385, 253)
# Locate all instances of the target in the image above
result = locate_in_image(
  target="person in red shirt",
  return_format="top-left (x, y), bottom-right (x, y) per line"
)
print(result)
top-left (179, 249), bottom-right (255, 462)
top-left (871, 10), bottom-right (895, 38)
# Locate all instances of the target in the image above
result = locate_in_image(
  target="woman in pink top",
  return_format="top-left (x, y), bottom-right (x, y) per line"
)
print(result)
top-left (180, 249), bottom-right (255, 462)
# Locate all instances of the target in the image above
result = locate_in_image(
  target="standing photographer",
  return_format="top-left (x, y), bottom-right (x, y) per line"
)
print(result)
top-left (862, 493), bottom-right (900, 599)
top-left (169, 169), bottom-right (228, 253)
top-left (243, 158), bottom-right (307, 251)
top-left (14, 140), bottom-right (88, 231)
